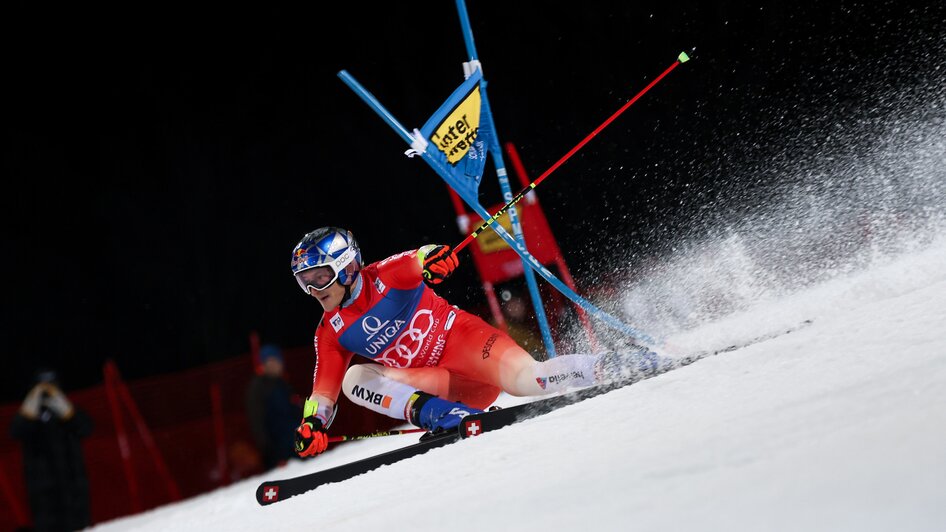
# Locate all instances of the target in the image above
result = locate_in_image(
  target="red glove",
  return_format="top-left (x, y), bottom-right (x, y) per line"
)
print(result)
top-left (294, 416), bottom-right (328, 458)
top-left (422, 245), bottom-right (459, 286)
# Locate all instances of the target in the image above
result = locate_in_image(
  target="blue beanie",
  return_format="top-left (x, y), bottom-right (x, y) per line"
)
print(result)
top-left (259, 344), bottom-right (283, 364)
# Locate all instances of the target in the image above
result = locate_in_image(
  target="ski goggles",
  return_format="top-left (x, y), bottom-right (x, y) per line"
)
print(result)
top-left (293, 247), bottom-right (359, 294)
top-left (295, 266), bottom-right (339, 293)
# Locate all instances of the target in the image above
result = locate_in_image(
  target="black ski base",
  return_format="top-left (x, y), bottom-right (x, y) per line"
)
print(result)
top-left (256, 430), bottom-right (457, 505)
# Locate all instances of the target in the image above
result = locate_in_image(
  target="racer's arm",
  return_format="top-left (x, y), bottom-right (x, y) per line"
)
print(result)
top-left (295, 328), bottom-right (354, 458)
top-left (379, 245), bottom-right (459, 289)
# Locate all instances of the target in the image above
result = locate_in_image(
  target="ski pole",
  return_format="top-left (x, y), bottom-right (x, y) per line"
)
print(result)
top-left (328, 428), bottom-right (426, 443)
top-left (454, 52), bottom-right (691, 253)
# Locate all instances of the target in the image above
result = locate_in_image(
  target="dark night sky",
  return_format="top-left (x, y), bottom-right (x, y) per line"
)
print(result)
top-left (3, 1), bottom-right (943, 401)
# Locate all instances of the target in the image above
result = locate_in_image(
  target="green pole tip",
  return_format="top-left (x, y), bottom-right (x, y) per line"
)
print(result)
top-left (678, 51), bottom-right (690, 63)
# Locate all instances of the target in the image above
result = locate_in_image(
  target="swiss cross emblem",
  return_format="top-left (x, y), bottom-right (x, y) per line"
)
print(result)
top-left (262, 485), bottom-right (279, 502)
top-left (464, 419), bottom-right (482, 437)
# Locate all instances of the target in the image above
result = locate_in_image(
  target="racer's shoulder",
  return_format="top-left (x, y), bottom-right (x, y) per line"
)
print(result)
top-left (376, 249), bottom-right (420, 268)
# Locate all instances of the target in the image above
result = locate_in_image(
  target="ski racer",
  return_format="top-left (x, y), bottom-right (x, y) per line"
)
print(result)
top-left (291, 226), bottom-right (660, 458)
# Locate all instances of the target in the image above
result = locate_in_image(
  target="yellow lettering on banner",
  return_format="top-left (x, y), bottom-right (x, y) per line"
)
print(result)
top-left (431, 86), bottom-right (481, 165)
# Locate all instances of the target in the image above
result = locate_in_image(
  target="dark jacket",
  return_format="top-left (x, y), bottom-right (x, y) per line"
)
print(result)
top-left (245, 375), bottom-right (301, 471)
top-left (10, 409), bottom-right (93, 532)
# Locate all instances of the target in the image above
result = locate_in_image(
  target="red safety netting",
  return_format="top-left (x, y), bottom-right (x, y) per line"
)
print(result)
top-left (0, 346), bottom-right (398, 530)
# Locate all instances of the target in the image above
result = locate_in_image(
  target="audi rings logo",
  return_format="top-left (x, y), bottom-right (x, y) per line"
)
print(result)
top-left (362, 315), bottom-right (405, 356)
top-left (377, 309), bottom-right (435, 368)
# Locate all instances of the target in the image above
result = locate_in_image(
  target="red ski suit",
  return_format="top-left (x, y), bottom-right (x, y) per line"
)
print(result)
top-left (309, 250), bottom-right (516, 420)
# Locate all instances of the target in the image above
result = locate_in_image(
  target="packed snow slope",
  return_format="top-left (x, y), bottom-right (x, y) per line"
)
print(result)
top-left (89, 233), bottom-right (946, 531)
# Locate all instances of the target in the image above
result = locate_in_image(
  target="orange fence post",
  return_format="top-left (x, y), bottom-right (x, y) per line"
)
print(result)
top-left (111, 366), bottom-right (181, 502)
top-left (103, 361), bottom-right (142, 513)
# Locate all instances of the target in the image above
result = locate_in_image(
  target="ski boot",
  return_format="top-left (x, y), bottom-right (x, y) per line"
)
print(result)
top-left (408, 392), bottom-right (483, 436)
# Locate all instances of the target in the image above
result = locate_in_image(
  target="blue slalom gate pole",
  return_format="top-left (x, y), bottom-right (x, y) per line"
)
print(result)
top-left (454, 0), bottom-right (558, 358)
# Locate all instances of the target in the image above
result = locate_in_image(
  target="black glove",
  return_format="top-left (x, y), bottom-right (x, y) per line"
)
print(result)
top-left (422, 245), bottom-right (459, 286)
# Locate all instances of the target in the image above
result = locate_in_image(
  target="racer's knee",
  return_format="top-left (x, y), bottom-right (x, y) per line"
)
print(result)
top-left (342, 364), bottom-right (385, 389)
top-left (341, 364), bottom-right (416, 421)
top-left (496, 347), bottom-right (543, 396)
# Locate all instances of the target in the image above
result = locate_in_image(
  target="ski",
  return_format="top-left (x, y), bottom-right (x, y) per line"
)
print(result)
top-left (256, 430), bottom-right (458, 505)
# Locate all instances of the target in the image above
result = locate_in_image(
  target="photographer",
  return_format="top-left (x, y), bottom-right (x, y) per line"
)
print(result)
top-left (9, 369), bottom-right (93, 532)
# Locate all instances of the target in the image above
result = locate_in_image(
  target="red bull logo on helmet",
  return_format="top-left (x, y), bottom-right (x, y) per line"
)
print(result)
top-left (291, 247), bottom-right (310, 270)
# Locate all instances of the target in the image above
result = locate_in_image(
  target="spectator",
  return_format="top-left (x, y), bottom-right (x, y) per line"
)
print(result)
top-left (245, 344), bottom-right (302, 471)
top-left (9, 368), bottom-right (93, 532)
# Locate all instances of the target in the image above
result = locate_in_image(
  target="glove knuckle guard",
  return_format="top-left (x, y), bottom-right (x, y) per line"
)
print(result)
top-left (421, 244), bottom-right (457, 287)
top-left (295, 417), bottom-right (327, 457)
